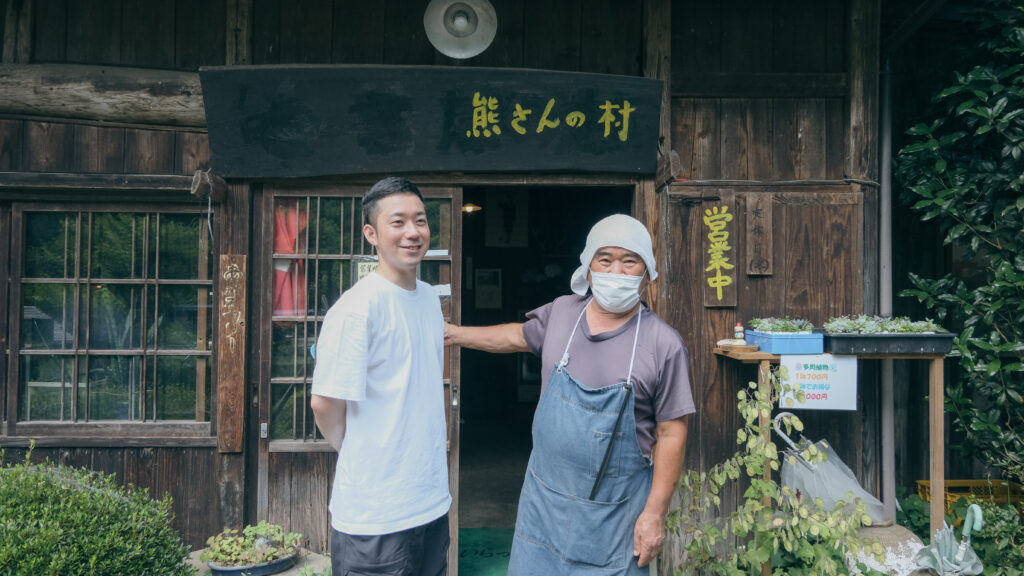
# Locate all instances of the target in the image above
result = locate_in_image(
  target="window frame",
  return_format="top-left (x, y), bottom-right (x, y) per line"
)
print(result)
top-left (4, 202), bottom-right (218, 445)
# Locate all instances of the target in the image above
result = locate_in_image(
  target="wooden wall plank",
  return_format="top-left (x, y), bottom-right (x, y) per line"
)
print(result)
top-left (226, 0), bottom-right (252, 66)
top-left (470, 0), bottom-right (524, 68)
top-left (671, 98), bottom-right (696, 179)
top-left (580, 0), bottom-right (642, 76)
top-left (745, 191), bottom-right (773, 276)
top-left (279, 0), bottom-right (332, 64)
top-left (692, 99), bottom-right (721, 179)
top-left (522, 0), bottom-right (580, 71)
top-left (0, 118), bottom-right (23, 169)
top-left (2, 0), bottom-right (32, 64)
top-left (795, 99), bottom-right (828, 179)
top-left (24, 121), bottom-right (73, 171)
top-left (252, 0), bottom-right (279, 64)
top-left (72, 125), bottom-right (125, 173)
top-left (826, 98), bottom-right (846, 179)
top-left (847, 0), bottom-right (880, 182)
top-left (266, 452), bottom-right (293, 530)
top-left (217, 255), bottom-right (246, 453)
top-left (176, 0), bottom-right (226, 70)
top-left (120, 0), bottom-right (174, 68)
top-left (124, 447), bottom-right (155, 492)
top-left (90, 448), bottom-right (125, 484)
top-left (175, 132), bottom-right (211, 175)
top-left (124, 129), bottom-right (175, 174)
top-left (30, 0), bottom-right (65, 62)
top-left (720, 0), bottom-right (771, 73)
top-left (382, 0), bottom-right (434, 65)
top-left (773, 0), bottom-right (825, 73)
top-left (771, 99), bottom-right (798, 180)
top-left (331, 0), bottom-right (383, 63)
top-left (672, 0), bottom-right (720, 77)
top-left (66, 0), bottom-right (121, 65)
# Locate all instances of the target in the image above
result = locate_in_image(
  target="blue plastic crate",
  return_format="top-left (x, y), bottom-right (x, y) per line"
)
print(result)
top-left (745, 329), bottom-right (823, 354)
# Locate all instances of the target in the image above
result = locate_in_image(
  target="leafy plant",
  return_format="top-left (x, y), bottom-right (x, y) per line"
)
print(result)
top-left (896, 6), bottom-right (1024, 484)
top-left (824, 315), bottom-right (945, 334)
top-left (0, 448), bottom-right (195, 576)
top-left (895, 486), bottom-right (935, 543)
top-left (200, 520), bottom-right (302, 567)
top-left (748, 317), bottom-right (815, 333)
top-left (948, 496), bottom-right (1024, 576)
top-left (668, 368), bottom-right (885, 575)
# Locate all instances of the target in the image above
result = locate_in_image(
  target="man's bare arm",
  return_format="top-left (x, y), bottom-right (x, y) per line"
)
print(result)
top-left (311, 395), bottom-right (347, 452)
top-left (444, 322), bottom-right (529, 353)
top-left (634, 416), bottom-right (689, 567)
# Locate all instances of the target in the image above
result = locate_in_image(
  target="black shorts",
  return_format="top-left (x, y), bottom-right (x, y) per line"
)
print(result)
top-left (331, 513), bottom-right (450, 576)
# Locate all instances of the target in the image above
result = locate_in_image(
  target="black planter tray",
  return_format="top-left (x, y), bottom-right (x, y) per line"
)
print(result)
top-left (208, 552), bottom-right (296, 576)
top-left (823, 332), bottom-right (955, 355)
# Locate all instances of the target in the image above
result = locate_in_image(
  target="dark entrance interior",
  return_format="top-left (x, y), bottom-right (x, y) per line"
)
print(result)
top-left (457, 185), bottom-right (632, 540)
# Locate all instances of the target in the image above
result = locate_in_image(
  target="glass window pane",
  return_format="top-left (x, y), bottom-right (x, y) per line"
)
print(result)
top-left (274, 199), bottom-right (309, 256)
top-left (155, 355), bottom-right (203, 421)
top-left (19, 355), bottom-right (73, 421)
top-left (424, 199), bottom-right (451, 251)
top-left (270, 382), bottom-right (297, 440)
top-left (24, 213), bottom-right (77, 278)
top-left (158, 214), bottom-right (204, 280)
top-left (87, 284), bottom-right (143, 350)
top-left (22, 283), bottom-right (75, 350)
top-left (85, 355), bottom-right (141, 421)
top-left (272, 322), bottom-right (305, 379)
top-left (312, 260), bottom-right (345, 317)
top-left (273, 259), bottom-right (308, 317)
top-left (156, 285), bottom-right (207, 350)
top-left (316, 198), bottom-right (343, 255)
top-left (90, 213), bottom-right (145, 279)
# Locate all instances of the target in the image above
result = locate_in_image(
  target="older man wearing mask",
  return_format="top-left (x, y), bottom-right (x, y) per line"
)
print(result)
top-left (445, 214), bottom-right (695, 575)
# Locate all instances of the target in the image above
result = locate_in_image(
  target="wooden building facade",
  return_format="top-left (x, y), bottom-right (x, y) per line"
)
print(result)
top-left (0, 0), bottom-right (945, 573)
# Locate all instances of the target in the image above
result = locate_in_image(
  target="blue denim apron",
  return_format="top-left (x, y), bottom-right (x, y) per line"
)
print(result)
top-left (508, 302), bottom-right (653, 575)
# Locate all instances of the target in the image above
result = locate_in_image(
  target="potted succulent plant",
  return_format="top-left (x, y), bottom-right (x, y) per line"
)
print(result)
top-left (200, 520), bottom-right (303, 576)
top-left (745, 316), bottom-right (823, 354)
top-left (822, 315), bottom-right (954, 355)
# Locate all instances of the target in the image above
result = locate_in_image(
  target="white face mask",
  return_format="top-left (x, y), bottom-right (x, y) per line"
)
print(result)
top-left (590, 271), bottom-right (645, 313)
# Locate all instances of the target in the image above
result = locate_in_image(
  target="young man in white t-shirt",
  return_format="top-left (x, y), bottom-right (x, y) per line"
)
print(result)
top-left (311, 177), bottom-right (450, 576)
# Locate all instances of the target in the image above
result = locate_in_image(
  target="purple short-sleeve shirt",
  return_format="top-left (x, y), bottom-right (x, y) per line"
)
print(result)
top-left (522, 294), bottom-right (696, 458)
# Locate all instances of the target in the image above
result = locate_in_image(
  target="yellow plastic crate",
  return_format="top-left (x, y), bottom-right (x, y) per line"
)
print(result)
top-left (917, 479), bottom-right (1024, 512)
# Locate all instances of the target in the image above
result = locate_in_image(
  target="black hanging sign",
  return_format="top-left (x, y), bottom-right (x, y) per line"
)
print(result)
top-left (199, 65), bottom-right (662, 178)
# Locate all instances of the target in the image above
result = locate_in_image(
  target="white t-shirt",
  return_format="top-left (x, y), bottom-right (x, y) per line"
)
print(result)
top-left (311, 272), bottom-right (451, 535)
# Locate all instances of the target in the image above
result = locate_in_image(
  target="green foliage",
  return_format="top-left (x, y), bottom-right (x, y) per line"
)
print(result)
top-left (895, 486), bottom-right (936, 544)
top-left (948, 496), bottom-right (1024, 576)
top-left (824, 315), bottom-right (945, 334)
top-left (200, 520), bottom-right (302, 567)
top-left (897, 7), bottom-right (1024, 485)
top-left (0, 449), bottom-right (195, 576)
top-left (748, 317), bottom-right (815, 333)
top-left (668, 369), bottom-right (885, 575)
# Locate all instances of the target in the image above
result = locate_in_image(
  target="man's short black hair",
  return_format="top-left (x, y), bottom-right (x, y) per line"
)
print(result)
top-left (362, 177), bottom-right (424, 226)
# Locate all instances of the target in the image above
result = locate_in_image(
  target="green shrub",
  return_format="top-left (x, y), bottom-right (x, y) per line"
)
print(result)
top-left (0, 451), bottom-right (195, 576)
top-left (948, 496), bottom-right (1024, 576)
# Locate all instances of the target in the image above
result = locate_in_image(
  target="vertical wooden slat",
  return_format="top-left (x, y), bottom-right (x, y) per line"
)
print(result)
top-left (720, 99), bottom-right (751, 179)
top-left (847, 0), bottom-right (880, 182)
top-left (66, 0), bottom-right (120, 64)
top-left (25, 121), bottom-right (74, 171)
top-left (120, 0), bottom-right (174, 68)
top-left (692, 100), bottom-right (721, 179)
top-left (720, 0), bottom-right (770, 73)
top-left (640, 0), bottom-right (669, 315)
top-left (175, 0), bottom-right (226, 70)
top-left (382, 0), bottom-right (434, 65)
top-left (2, 0), bottom-right (32, 63)
top-left (469, 0), bottom-right (524, 67)
top-left (217, 255), bottom-right (246, 452)
top-left (30, 0), bottom-right (65, 62)
top-left (72, 125), bottom-right (125, 173)
top-left (671, 98), bottom-right (696, 180)
top-left (772, 0), bottom-right (825, 73)
top-left (796, 99), bottom-right (828, 179)
top-left (226, 0), bottom-right (252, 66)
top-left (672, 0), bottom-right (720, 77)
top-left (124, 129), bottom-right (175, 174)
top-left (251, 0), bottom-right (279, 64)
top-left (745, 192), bottom-right (773, 276)
top-left (771, 99), bottom-right (799, 180)
top-left (580, 0), bottom-right (642, 76)
top-left (330, 0), bottom-right (383, 64)
top-left (928, 357), bottom-right (945, 536)
top-left (825, 98), bottom-right (847, 179)
top-left (522, 0), bottom-right (580, 71)
top-left (175, 132), bottom-right (211, 175)
top-left (278, 0), bottom-right (332, 64)
top-left (0, 118), bottom-right (23, 169)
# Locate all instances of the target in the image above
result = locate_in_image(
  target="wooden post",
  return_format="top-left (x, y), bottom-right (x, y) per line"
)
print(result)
top-left (2, 0), bottom-right (32, 64)
top-left (929, 357), bottom-right (945, 536)
top-left (217, 255), bottom-right (247, 453)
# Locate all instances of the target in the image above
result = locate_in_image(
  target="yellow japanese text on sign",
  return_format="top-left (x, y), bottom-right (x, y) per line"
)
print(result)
top-left (703, 205), bottom-right (734, 301)
top-left (466, 93), bottom-right (635, 141)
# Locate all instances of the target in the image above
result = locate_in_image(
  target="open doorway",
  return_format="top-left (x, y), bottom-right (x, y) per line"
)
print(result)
top-left (456, 185), bottom-right (633, 572)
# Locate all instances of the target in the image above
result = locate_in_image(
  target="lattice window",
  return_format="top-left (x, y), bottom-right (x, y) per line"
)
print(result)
top-left (12, 208), bottom-right (213, 424)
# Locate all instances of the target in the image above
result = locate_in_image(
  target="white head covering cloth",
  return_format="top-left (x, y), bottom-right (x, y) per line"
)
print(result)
top-left (570, 214), bottom-right (658, 295)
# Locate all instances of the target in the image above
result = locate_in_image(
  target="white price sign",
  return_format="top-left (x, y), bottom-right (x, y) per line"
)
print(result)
top-left (779, 354), bottom-right (858, 411)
